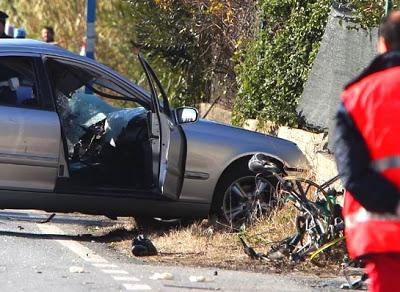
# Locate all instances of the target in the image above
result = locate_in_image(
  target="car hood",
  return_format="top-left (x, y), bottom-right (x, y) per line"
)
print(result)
top-left (182, 119), bottom-right (310, 170)
top-left (199, 119), bottom-right (293, 141)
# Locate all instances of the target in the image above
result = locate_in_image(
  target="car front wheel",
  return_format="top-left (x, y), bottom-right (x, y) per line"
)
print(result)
top-left (212, 164), bottom-right (276, 228)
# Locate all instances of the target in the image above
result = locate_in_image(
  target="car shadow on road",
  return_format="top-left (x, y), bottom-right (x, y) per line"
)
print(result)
top-left (0, 210), bottom-right (191, 244)
top-left (0, 227), bottom-right (137, 243)
top-left (0, 210), bottom-right (137, 242)
top-left (0, 211), bottom-right (120, 227)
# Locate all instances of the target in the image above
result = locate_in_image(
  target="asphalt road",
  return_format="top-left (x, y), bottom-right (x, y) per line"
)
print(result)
top-left (0, 210), bottom-right (350, 291)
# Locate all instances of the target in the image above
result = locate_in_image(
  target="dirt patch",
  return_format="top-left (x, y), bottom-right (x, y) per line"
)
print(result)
top-left (89, 205), bottom-right (345, 277)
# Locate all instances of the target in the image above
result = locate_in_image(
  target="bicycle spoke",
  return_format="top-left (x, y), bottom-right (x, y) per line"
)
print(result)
top-left (295, 180), bottom-right (306, 198)
top-left (245, 171), bottom-right (343, 263)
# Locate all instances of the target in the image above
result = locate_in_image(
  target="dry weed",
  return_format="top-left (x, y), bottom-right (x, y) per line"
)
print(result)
top-left (87, 172), bottom-right (344, 276)
top-left (101, 202), bottom-right (342, 275)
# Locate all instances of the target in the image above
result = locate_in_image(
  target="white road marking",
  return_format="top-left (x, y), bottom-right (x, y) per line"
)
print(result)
top-left (92, 263), bottom-right (118, 268)
top-left (112, 276), bottom-right (140, 282)
top-left (102, 269), bottom-right (129, 275)
top-left (37, 224), bottom-right (108, 263)
top-left (123, 284), bottom-right (152, 291)
top-left (35, 220), bottom-right (152, 291)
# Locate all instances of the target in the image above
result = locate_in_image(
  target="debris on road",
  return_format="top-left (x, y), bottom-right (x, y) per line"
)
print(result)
top-left (69, 266), bottom-right (85, 273)
top-left (189, 275), bottom-right (206, 282)
top-left (341, 262), bottom-right (368, 290)
top-left (164, 284), bottom-right (220, 291)
top-left (149, 272), bottom-right (174, 280)
top-left (131, 234), bottom-right (157, 256)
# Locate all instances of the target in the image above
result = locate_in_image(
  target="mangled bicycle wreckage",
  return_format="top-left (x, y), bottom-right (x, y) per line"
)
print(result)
top-left (237, 153), bottom-right (366, 289)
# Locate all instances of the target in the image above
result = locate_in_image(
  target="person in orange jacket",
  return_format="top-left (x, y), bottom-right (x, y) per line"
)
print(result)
top-left (334, 11), bottom-right (400, 292)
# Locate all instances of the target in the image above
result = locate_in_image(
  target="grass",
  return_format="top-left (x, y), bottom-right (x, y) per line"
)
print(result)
top-left (85, 172), bottom-right (346, 277)
top-left (93, 203), bottom-right (345, 276)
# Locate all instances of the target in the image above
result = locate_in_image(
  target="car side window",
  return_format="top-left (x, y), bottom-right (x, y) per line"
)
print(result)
top-left (45, 58), bottom-right (148, 153)
top-left (0, 57), bottom-right (39, 108)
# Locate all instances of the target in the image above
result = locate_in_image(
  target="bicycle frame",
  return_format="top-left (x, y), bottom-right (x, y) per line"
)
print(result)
top-left (250, 157), bottom-right (344, 262)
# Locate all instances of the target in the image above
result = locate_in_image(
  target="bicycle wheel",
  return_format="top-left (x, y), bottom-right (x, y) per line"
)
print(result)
top-left (276, 177), bottom-right (332, 211)
top-left (275, 177), bottom-right (337, 261)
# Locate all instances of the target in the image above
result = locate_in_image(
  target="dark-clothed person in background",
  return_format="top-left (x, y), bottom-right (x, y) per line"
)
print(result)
top-left (0, 11), bottom-right (12, 38)
top-left (334, 11), bottom-right (400, 292)
top-left (41, 26), bottom-right (58, 45)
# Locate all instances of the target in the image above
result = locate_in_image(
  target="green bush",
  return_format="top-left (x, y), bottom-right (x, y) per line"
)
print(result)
top-left (234, 0), bottom-right (331, 127)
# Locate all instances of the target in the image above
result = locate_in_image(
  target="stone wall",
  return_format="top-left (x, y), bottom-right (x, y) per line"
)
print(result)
top-left (198, 103), bottom-right (232, 124)
top-left (243, 120), bottom-right (341, 189)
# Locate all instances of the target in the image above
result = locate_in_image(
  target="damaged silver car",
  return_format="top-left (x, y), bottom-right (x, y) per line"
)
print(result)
top-left (0, 40), bottom-right (308, 224)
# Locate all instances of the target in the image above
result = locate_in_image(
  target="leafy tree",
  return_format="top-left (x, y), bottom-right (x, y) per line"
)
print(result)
top-left (233, 0), bottom-right (400, 127)
top-left (234, 0), bottom-right (331, 127)
top-left (0, 0), bottom-right (144, 88)
top-left (2, 0), bottom-right (396, 122)
top-left (126, 0), bottom-right (256, 107)
top-left (0, 0), bottom-right (255, 108)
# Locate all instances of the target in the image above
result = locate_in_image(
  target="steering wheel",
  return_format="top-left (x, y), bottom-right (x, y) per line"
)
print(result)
top-left (73, 119), bottom-right (107, 161)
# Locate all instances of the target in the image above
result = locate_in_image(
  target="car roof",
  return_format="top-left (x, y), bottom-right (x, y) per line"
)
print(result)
top-left (0, 39), bottom-right (151, 103)
top-left (0, 39), bottom-right (80, 58)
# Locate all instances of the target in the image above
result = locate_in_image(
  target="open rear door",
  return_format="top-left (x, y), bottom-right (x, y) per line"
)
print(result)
top-left (139, 55), bottom-right (186, 200)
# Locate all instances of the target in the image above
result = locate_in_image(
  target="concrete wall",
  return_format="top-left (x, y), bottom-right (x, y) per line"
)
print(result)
top-left (198, 103), bottom-right (232, 124)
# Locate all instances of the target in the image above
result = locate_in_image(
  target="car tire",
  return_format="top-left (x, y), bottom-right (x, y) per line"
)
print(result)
top-left (211, 162), bottom-right (276, 228)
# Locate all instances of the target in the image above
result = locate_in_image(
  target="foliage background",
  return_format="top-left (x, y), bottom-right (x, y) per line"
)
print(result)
top-left (0, 1), bottom-right (145, 88)
top-left (1, 0), bottom-right (398, 126)
top-left (0, 0), bottom-right (255, 109)
top-left (125, 0), bottom-right (256, 107)
top-left (234, 0), bottom-right (331, 127)
top-left (233, 0), bottom-right (400, 127)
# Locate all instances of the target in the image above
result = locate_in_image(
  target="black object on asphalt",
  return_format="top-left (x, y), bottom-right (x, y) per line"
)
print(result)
top-left (131, 234), bottom-right (157, 256)
top-left (38, 213), bottom-right (56, 224)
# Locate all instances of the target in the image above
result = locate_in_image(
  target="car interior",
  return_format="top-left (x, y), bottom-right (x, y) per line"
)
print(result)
top-left (0, 57), bottom-right (38, 107)
top-left (45, 59), bottom-right (154, 190)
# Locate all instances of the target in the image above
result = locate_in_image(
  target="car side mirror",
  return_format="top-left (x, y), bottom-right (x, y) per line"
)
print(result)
top-left (175, 107), bottom-right (199, 124)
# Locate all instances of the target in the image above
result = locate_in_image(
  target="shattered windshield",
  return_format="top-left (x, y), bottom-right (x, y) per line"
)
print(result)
top-left (67, 91), bottom-right (146, 145)
top-left (46, 58), bottom-right (148, 155)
